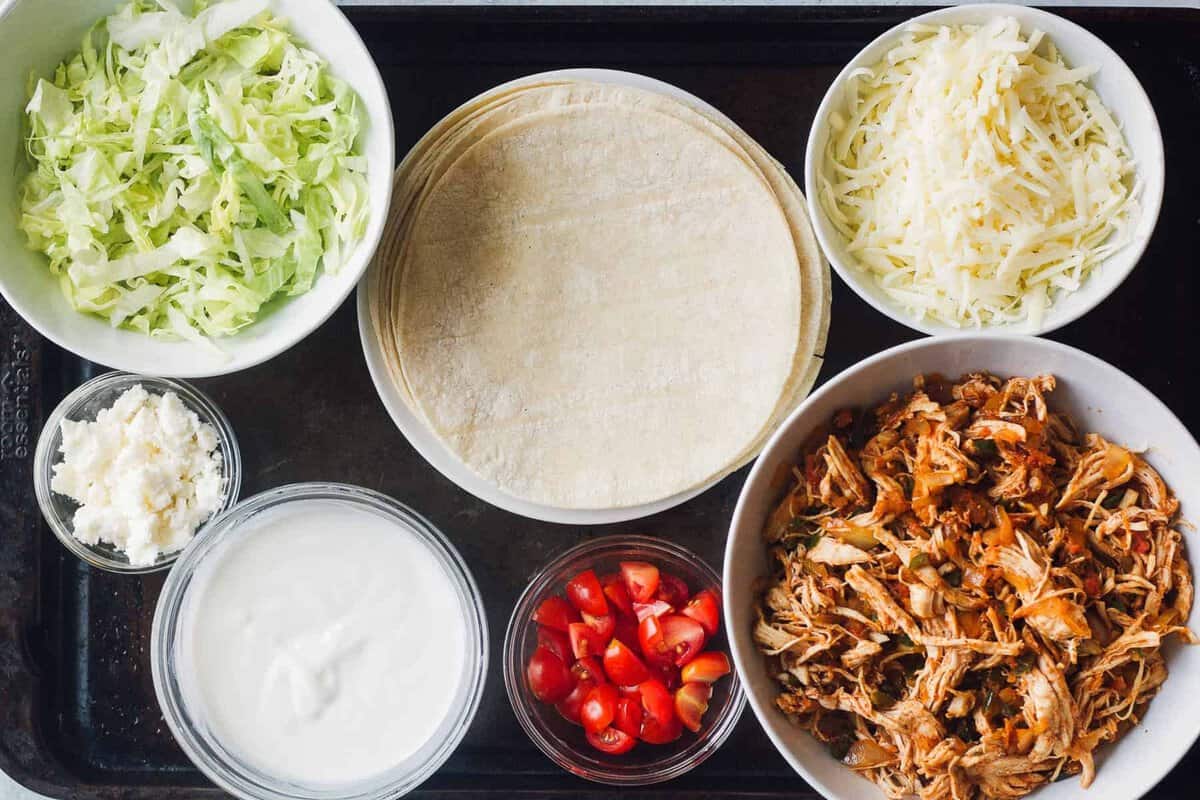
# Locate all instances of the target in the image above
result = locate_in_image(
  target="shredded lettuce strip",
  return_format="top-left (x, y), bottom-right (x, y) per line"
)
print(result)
top-left (18, 0), bottom-right (370, 343)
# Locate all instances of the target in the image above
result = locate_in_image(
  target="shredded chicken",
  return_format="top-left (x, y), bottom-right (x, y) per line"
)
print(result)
top-left (755, 372), bottom-right (1195, 800)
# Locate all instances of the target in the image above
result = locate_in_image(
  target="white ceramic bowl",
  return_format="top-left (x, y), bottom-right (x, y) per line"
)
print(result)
top-left (358, 67), bottom-right (820, 525)
top-left (0, 0), bottom-right (394, 377)
top-left (804, 4), bottom-right (1164, 337)
top-left (724, 335), bottom-right (1200, 800)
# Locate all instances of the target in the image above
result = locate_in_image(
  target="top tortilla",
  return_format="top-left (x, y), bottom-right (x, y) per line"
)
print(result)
top-left (369, 80), bottom-right (828, 509)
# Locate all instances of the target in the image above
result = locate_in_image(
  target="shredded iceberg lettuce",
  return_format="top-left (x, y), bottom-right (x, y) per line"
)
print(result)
top-left (18, 0), bottom-right (370, 341)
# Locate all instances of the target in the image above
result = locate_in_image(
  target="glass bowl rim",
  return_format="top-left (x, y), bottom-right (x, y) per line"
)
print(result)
top-left (502, 533), bottom-right (746, 786)
top-left (150, 481), bottom-right (489, 800)
top-left (33, 370), bottom-right (243, 574)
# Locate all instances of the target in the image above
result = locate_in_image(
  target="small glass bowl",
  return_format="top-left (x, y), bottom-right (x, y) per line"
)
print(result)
top-left (33, 371), bottom-right (242, 573)
top-left (152, 483), bottom-right (489, 800)
top-left (503, 535), bottom-right (745, 785)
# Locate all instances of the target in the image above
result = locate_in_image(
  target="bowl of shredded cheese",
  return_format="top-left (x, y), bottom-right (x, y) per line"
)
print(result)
top-left (805, 4), bottom-right (1163, 336)
top-left (34, 371), bottom-right (242, 573)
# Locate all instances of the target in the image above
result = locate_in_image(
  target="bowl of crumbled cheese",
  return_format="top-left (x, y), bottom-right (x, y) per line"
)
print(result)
top-left (34, 371), bottom-right (241, 573)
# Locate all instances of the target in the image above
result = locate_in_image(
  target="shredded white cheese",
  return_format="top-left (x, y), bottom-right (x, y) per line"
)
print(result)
top-left (51, 385), bottom-right (225, 566)
top-left (820, 17), bottom-right (1138, 329)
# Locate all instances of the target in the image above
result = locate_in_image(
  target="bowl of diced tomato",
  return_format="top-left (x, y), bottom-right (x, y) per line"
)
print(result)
top-left (503, 534), bottom-right (745, 785)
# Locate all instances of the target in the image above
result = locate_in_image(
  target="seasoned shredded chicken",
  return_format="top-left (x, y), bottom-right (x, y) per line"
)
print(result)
top-left (756, 373), bottom-right (1195, 800)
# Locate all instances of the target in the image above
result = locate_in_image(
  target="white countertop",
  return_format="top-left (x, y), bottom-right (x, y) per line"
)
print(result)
top-left (3, 1), bottom-right (1196, 799)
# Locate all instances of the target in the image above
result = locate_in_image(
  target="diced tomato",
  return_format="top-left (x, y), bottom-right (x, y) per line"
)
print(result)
top-left (580, 683), bottom-right (619, 734)
top-left (1083, 572), bottom-right (1102, 598)
top-left (569, 622), bottom-right (606, 660)
top-left (613, 614), bottom-right (640, 651)
top-left (556, 658), bottom-right (607, 723)
top-left (582, 610), bottom-right (616, 642)
top-left (633, 599), bottom-right (673, 623)
top-left (613, 696), bottom-right (643, 738)
top-left (532, 595), bottom-right (581, 632)
top-left (586, 726), bottom-right (637, 755)
top-left (681, 589), bottom-right (721, 636)
top-left (554, 681), bottom-right (592, 724)
top-left (566, 569), bottom-right (609, 616)
top-left (536, 625), bottom-right (572, 663)
top-left (637, 614), bottom-right (672, 665)
top-left (655, 572), bottom-right (689, 608)
top-left (556, 679), bottom-right (593, 724)
top-left (650, 660), bottom-right (681, 690)
top-left (571, 656), bottom-right (607, 685)
top-left (660, 614), bottom-right (706, 666)
top-left (527, 645), bottom-right (573, 703)
top-left (635, 678), bottom-right (674, 721)
top-left (620, 561), bottom-right (660, 603)
top-left (600, 573), bottom-right (635, 618)
top-left (674, 682), bottom-right (713, 733)
top-left (680, 651), bottom-right (731, 684)
top-left (602, 639), bottom-right (653, 686)
top-left (637, 679), bottom-right (682, 744)
top-left (1132, 533), bottom-right (1151, 555)
top-left (640, 712), bottom-right (683, 744)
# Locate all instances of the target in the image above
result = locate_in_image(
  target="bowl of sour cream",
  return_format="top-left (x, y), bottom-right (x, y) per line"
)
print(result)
top-left (151, 482), bottom-right (488, 800)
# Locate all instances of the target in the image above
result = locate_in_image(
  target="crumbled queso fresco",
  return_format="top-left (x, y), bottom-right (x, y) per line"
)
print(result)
top-left (51, 384), bottom-right (224, 566)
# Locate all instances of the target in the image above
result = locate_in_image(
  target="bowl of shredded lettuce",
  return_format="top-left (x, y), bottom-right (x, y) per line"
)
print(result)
top-left (0, 0), bottom-right (393, 376)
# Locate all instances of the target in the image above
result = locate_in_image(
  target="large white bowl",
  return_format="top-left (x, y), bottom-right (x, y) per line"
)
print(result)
top-left (804, 4), bottom-right (1164, 337)
top-left (724, 335), bottom-right (1200, 800)
top-left (0, 0), bottom-right (394, 377)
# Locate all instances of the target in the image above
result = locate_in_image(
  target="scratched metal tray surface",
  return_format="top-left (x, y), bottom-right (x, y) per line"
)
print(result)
top-left (2, 5), bottom-right (1199, 799)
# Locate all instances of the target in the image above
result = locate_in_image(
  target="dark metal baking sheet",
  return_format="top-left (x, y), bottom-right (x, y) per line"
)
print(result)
top-left (2, 5), bottom-right (1199, 798)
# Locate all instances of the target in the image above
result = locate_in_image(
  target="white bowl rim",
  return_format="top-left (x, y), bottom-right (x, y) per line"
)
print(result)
top-left (803, 3), bottom-right (1165, 338)
top-left (0, 0), bottom-right (396, 378)
top-left (356, 66), bottom-right (784, 525)
top-left (723, 332), bottom-right (1200, 800)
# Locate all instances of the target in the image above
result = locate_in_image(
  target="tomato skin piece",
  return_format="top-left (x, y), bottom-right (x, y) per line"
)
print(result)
top-left (536, 625), bottom-right (572, 663)
top-left (674, 682), bottom-right (713, 733)
top-left (569, 622), bottom-right (605, 660)
top-left (680, 651), bottom-right (731, 684)
top-left (655, 573), bottom-right (690, 609)
top-left (602, 639), bottom-right (653, 686)
top-left (620, 561), bottom-right (660, 603)
top-left (586, 726), bottom-right (637, 755)
top-left (613, 696), bottom-right (643, 738)
top-left (600, 573), bottom-right (635, 618)
top-left (566, 569), bottom-right (609, 616)
top-left (527, 645), bottom-right (573, 703)
top-left (660, 614), bottom-right (707, 667)
top-left (580, 683), bottom-right (619, 734)
top-left (633, 599), bottom-right (673, 623)
top-left (532, 595), bottom-right (581, 632)
top-left (581, 611), bottom-right (616, 642)
top-left (681, 589), bottom-right (722, 637)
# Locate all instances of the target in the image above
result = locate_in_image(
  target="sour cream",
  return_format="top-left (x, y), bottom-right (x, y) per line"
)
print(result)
top-left (178, 499), bottom-right (467, 786)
